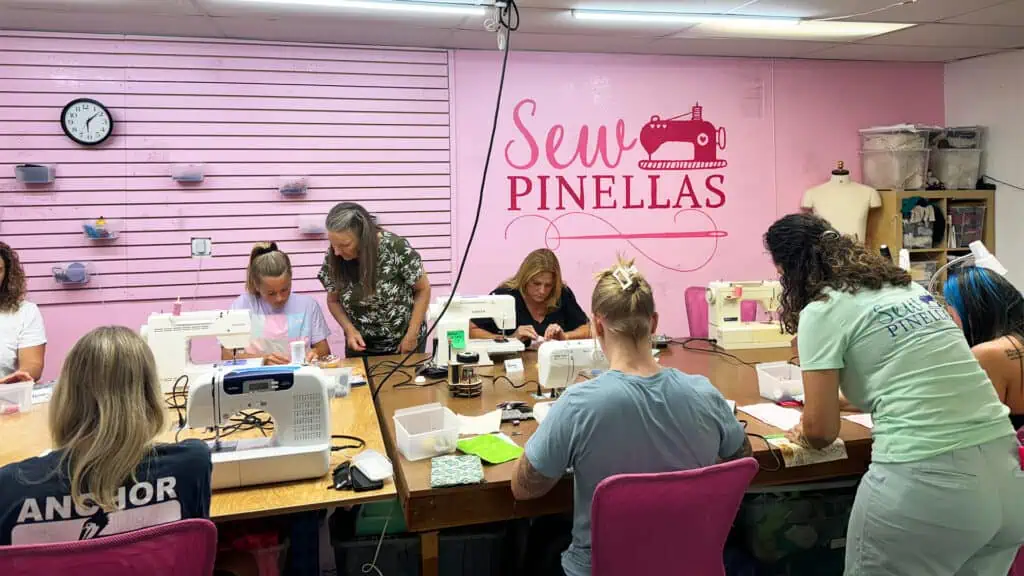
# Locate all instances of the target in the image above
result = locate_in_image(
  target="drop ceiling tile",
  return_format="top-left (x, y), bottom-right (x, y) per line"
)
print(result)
top-left (944, 1), bottom-right (1024, 26)
top-left (644, 37), bottom-right (839, 58)
top-left (0, 8), bottom-right (223, 36)
top-left (729, 0), bottom-right (1008, 23)
top-left (449, 29), bottom-right (656, 53)
top-left (810, 43), bottom-right (1002, 62)
top-left (860, 23), bottom-right (1024, 48)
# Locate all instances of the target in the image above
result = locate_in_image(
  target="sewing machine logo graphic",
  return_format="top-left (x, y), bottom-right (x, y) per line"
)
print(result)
top-left (638, 102), bottom-right (727, 171)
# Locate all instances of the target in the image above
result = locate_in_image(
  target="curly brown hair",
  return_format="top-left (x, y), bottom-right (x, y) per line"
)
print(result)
top-left (0, 242), bottom-right (26, 313)
top-left (764, 213), bottom-right (911, 334)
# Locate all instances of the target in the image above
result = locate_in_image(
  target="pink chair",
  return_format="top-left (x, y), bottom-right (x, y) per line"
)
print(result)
top-left (591, 458), bottom-right (759, 576)
top-left (685, 286), bottom-right (758, 339)
top-left (0, 518), bottom-right (217, 576)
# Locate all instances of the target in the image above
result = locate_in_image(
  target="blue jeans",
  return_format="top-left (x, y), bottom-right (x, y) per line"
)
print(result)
top-left (846, 435), bottom-right (1024, 575)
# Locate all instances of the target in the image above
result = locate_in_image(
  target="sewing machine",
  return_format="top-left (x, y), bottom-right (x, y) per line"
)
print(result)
top-left (427, 294), bottom-right (524, 367)
top-left (187, 365), bottom-right (331, 490)
top-left (638, 103), bottom-right (728, 171)
top-left (706, 281), bottom-right (791, 350)
top-left (141, 310), bottom-right (252, 393)
top-left (537, 340), bottom-right (609, 390)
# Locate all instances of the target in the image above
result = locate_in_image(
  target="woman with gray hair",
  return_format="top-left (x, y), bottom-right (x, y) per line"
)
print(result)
top-left (318, 202), bottom-right (431, 356)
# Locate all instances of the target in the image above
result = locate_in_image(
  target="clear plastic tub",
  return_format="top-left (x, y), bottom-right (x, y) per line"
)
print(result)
top-left (928, 126), bottom-right (983, 150)
top-left (0, 381), bottom-right (33, 414)
top-left (930, 149), bottom-right (982, 190)
top-left (393, 402), bottom-right (458, 461)
top-left (860, 149), bottom-right (929, 190)
top-left (756, 361), bottom-right (803, 402)
top-left (859, 126), bottom-right (930, 151)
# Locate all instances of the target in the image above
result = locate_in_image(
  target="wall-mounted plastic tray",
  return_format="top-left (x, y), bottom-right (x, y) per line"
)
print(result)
top-left (16, 164), bottom-right (55, 185)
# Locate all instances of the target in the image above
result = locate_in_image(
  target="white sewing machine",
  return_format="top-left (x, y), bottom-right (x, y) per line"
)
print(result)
top-left (706, 281), bottom-right (791, 350)
top-left (427, 294), bottom-right (525, 367)
top-left (187, 365), bottom-right (331, 490)
top-left (538, 340), bottom-right (609, 390)
top-left (141, 310), bottom-right (253, 393)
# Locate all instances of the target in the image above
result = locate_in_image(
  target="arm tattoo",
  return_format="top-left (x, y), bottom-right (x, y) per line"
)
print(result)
top-left (512, 457), bottom-right (559, 500)
top-left (1007, 348), bottom-right (1023, 361)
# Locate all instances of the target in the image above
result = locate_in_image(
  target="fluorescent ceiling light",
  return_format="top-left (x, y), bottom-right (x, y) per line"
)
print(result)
top-left (570, 9), bottom-right (913, 39)
top-left (230, 0), bottom-right (488, 16)
top-left (571, 10), bottom-right (798, 27)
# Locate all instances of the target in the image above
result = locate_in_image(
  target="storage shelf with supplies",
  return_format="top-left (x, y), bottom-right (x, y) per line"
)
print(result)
top-left (866, 189), bottom-right (995, 288)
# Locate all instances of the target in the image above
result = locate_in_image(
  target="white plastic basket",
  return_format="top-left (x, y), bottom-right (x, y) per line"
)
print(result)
top-left (0, 381), bottom-right (33, 414)
top-left (393, 402), bottom-right (458, 461)
top-left (755, 361), bottom-right (803, 402)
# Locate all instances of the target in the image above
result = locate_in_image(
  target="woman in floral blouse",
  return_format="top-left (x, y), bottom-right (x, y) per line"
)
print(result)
top-left (318, 202), bottom-right (431, 356)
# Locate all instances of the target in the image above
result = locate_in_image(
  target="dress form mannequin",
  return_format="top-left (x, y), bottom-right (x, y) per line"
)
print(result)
top-left (801, 161), bottom-right (882, 243)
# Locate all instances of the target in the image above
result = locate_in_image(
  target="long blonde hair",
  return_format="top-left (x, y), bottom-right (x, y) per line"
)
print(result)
top-left (591, 256), bottom-right (656, 341)
top-left (247, 242), bottom-right (292, 296)
top-left (49, 326), bottom-right (165, 511)
top-left (500, 249), bottom-right (564, 313)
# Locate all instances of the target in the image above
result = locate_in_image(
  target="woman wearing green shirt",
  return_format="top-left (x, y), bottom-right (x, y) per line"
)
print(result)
top-left (317, 202), bottom-right (431, 357)
top-left (765, 213), bottom-right (1024, 576)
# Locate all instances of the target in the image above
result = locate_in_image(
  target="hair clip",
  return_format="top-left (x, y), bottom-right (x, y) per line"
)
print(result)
top-left (821, 230), bottom-right (840, 240)
top-left (612, 265), bottom-right (638, 290)
top-left (254, 242), bottom-right (279, 257)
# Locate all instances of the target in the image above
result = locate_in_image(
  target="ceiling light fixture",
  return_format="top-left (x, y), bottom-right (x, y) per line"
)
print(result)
top-left (231, 0), bottom-right (489, 16)
top-left (570, 9), bottom-right (913, 38)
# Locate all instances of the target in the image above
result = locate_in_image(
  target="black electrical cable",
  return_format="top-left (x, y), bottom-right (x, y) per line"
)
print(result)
top-left (331, 434), bottom-right (366, 452)
top-left (371, 0), bottom-right (519, 401)
top-left (672, 337), bottom-right (760, 368)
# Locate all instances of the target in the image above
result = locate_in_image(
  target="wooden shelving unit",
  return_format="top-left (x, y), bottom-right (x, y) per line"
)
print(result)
top-left (865, 189), bottom-right (995, 287)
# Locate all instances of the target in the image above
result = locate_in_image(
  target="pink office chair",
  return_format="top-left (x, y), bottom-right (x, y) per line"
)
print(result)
top-left (591, 458), bottom-right (759, 576)
top-left (0, 518), bottom-right (217, 576)
top-left (685, 286), bottom-right (758, 339)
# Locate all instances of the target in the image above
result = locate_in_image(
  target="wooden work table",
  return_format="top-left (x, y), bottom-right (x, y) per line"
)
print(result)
top-left (371, 342), bottom-right (873, 576)
top-left (0, 358), bottom-right (395, 522)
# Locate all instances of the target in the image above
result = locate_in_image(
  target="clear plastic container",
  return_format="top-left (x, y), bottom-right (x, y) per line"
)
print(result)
top-left (0, 381), bottom-right (33, 414)
top-left (170, 164), bottom-right (205, 183)
top-left (353, 449), bottom-right (394, 482)
top-left (756, 361), bottom-right (803, 402)
top-left (82, 217), bottom-right (122, 240)
top-left (393, 402), bottom-right (458, 461)
top-left (296, 214), bottom-right (326, 235)
top-left (52, 261), bottom-right (95, 285)
top-left (859, 126), bottom-right (930, 151)
top-left (930, 149), bottom-right (982, 190)
top-left (860, 149), bottom-right (929, 190)
top-left (928, 126), bottom-right (983, 150)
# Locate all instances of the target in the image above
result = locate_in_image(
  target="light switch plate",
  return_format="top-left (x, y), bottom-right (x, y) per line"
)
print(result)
top-left (191, 237), bottom-right (212, 258)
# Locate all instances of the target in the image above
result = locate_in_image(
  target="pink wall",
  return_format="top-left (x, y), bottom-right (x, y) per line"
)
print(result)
top-left (0, 31), bottom-right (454, 378)
top-left (451, 52), bottom-right (944, 338)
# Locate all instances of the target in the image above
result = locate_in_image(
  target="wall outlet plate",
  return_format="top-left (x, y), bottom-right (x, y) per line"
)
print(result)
top-left (191, 237), bottom-right (212, 258)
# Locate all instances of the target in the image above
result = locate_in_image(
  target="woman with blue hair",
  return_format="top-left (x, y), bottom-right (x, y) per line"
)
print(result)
top-left (944, 266), bottom-right (1024, 429)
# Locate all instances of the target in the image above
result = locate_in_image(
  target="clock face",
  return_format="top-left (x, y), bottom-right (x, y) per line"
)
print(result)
top-left (61, 98), bottom-right (113, 146)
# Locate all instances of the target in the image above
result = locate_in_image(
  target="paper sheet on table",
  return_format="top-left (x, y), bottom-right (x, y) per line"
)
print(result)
top-left (843, 413), bottom-right (873, 429)
top-left (457, 409), bottom-right (502, 436)
top-left (533, 401), bottom-right (554, 424)
top-left (726, 399), bottom-right (736, 414)
top-left (738, 403), bottom-right (802, 431)
top-left (767, 437), bottom-right (848, 467)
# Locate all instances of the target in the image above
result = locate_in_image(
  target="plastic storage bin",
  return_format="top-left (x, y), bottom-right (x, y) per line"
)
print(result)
top-left (52, 262), bottom-right (94, 285)
top-left (930, 149), bottom-right (982, 190)
top-left (756, 361), bottom-right (803, 402)
top-left (15, 164), bottom-right (55, 185)
top-left (82, 218), bottom-right (122, 240)
top-left (859, 126), bottom-right (929, 151)
top-left (296, 214), bottom-right (326, 235)
top-left (950, 206), bottom-right (986, 247)
top-left (928, 126), bottom-right (983, 149)
top-left (860, 149), bottom-right (929, 190)
top-left (170, 164), bottom-right (205, 183)
top-left (909, 260), bottom-right (938, 289)
top-left (0, 381), bottom-right (33, 414)
top-left (393, 402), bottom-right (458, 461)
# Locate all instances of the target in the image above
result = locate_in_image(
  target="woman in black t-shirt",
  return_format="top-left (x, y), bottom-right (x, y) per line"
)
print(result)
top-left (470, 248), bottom-right (590, 344)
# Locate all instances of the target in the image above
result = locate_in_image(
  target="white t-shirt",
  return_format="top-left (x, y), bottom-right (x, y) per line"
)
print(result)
top-left (0, 301), bottom-right (47, 378)
top-left (801, 179), bottom-right (882, 243)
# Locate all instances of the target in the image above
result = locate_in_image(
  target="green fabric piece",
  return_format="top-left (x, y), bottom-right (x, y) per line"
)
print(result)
top-left (457, 434), bottom-right (524, 464)
top-left (430, 455), bottom-right (484, 488)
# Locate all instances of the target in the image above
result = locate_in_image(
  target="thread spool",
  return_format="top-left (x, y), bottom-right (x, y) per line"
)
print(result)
top-left (290, 340), bottom-right (306, 365)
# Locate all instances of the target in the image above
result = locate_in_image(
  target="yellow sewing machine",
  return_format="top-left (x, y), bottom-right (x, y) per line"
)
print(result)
top-left (706, 281), bottom-right (791, 350)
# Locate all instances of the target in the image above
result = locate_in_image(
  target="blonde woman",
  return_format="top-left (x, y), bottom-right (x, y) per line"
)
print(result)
top-left (226, 242), bottom-right (331, 365)
top-left (0, 326), bottom-right (211, 545)
top-left (470, 248), bottom-right (590, 343)
top-left (511, 258), bottom-right (751, 576)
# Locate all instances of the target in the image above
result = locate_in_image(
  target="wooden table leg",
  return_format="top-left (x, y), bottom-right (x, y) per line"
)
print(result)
top-left (421, 531), bottom-right (440, 576)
